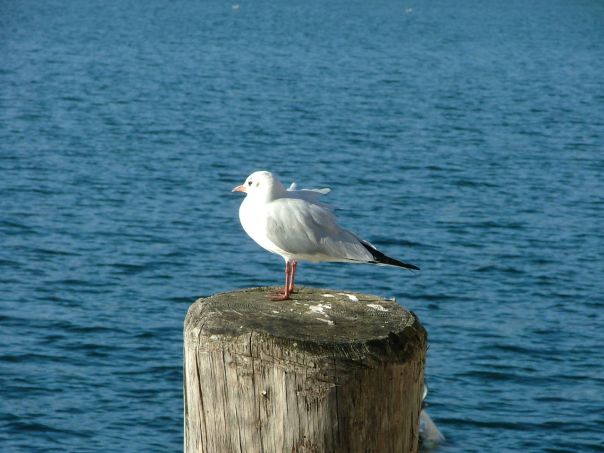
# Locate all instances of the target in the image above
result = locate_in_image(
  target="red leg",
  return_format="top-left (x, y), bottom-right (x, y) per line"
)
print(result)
top-left (271, 261), bottom-right (292, 301)
top-left (288, 260), bottom-right (298, 293)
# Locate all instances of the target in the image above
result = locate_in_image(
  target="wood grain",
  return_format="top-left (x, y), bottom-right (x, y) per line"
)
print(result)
top-left (184, 287), bottom-right (426, 453)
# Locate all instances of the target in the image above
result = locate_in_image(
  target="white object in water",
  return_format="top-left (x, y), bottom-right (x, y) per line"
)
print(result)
top-left (419, 409), bottom-right (445, 446)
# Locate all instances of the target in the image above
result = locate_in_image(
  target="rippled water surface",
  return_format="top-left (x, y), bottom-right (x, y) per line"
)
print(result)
top-left (2, 0), bottom-right (603, 451)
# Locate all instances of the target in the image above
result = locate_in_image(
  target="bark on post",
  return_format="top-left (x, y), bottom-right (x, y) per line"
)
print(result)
top-left (184, 287), bottom-right (427, 453)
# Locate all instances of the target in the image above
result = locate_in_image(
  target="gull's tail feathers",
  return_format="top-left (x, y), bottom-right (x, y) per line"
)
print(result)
top-left (360, 240), bottom-right (420, 271)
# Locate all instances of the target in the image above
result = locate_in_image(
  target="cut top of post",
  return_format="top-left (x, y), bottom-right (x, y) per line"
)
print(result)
top-left (185, 287), bottom-right (425, 364)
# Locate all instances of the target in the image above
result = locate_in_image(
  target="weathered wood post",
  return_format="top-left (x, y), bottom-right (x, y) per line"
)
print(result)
top-left (184, 287), bottom-right (427, 453)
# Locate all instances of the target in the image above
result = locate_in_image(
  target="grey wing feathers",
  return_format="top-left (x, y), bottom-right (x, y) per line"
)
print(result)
top-left (264, 198), bottom-right (374, 262)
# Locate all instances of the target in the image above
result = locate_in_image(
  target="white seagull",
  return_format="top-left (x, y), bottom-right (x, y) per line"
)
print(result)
top-left (233, 171), bottom-right (419, 300)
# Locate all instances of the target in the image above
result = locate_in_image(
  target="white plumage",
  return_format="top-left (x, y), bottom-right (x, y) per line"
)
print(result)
top-left (233, 171), bottom-right (418, 300)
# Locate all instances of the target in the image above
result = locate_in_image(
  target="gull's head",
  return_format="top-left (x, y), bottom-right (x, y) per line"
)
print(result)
top-left (232, 171), bottom-right (285, 200)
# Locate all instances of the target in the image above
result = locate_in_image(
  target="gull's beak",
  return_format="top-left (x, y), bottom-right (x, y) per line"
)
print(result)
top-left (232, 185), bottom-right (246, 193)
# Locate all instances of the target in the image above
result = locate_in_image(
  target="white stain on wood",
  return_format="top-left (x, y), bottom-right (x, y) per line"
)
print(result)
top-left (308, 303), bottom-right (331, 315)
top-left (367, 303), bottom-right (389, 312)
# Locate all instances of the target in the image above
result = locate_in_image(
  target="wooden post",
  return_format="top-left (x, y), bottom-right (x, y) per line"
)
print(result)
top-left (184, 287), bottom-right (427, 453)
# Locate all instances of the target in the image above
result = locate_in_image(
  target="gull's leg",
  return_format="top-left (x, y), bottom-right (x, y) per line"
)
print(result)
top-left (288, 260), bottom-right (298, 294)
top-left (271, 261), bottom-right (292, 301)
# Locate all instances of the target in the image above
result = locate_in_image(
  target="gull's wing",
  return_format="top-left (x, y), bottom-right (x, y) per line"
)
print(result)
top-left (264, 198), bottom-right (373, 263)
top-left (287, 182), bottom-right (331, 202)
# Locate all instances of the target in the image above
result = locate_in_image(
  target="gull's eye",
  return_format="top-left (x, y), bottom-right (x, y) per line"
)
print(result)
top-left (248, 180), bottom-right (252, 186)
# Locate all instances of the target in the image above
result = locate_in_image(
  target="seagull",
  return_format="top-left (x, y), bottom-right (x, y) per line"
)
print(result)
top-left (232, 171), bottom-right (419, 300)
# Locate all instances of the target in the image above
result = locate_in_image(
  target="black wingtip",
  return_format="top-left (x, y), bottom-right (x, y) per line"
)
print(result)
top-left (360, 240), bottom-right (420, 271)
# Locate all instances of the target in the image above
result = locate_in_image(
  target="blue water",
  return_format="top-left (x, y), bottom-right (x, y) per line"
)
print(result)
top-left (2, 0), bottom-right (603, 451)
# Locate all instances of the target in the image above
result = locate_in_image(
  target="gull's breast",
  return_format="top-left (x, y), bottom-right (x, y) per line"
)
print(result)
top-left (239, 198), bottom-right (289, 258)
